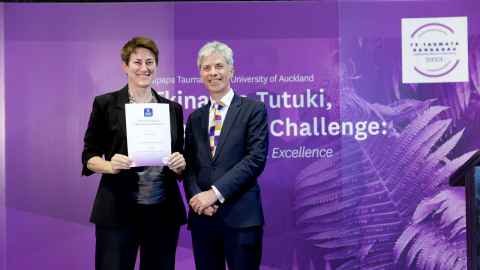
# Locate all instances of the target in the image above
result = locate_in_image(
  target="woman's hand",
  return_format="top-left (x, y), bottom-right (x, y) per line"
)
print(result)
top-left (110, 154), bottom-right (132, 174)
top-left (167, 152), bottom-right (186, 174)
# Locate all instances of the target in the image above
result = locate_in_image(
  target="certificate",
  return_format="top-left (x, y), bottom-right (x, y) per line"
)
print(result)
top-left (125, 103), bottom-right (171, 167)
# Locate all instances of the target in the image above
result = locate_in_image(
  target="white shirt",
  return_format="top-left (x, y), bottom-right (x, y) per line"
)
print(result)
top-left (208, 88), bottom-right (234, 130)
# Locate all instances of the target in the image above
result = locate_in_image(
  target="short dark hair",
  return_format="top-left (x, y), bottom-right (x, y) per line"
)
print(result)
top-left (121, 36), bottom-right (159, 66)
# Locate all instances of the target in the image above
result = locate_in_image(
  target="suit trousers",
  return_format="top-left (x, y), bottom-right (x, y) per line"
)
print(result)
top-left (95, 204), bottom-right (180, 270)
top-left (191, 214), bottom-right (263, 270)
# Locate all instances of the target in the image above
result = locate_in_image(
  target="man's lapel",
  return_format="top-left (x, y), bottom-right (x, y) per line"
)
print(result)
top-left (198, 103), bottom-right (213, 160)
top-left (213, 94), bottom-right (242, 162)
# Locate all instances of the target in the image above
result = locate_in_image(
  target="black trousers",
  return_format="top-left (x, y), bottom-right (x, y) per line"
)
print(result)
top-left (190, 215), bottom-right (263, 270)
top-left (95, 205), bottom-right (180, 270)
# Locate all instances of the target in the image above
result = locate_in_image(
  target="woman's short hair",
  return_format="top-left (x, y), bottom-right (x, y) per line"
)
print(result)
top-left (121, 36), bottom-right (159, 66)
top-left (197, 41), bottom-right (234, 69)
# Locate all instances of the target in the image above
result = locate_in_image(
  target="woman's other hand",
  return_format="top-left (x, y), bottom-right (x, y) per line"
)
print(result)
top-left (167, 152), bottom-right (186, 174)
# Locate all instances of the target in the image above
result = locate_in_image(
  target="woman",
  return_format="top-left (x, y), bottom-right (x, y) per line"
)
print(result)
top-left (82, 36), bottom-right (186, 270)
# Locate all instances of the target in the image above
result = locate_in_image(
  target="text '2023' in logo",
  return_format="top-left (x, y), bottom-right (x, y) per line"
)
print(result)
top-left (402, 17), bottom-right (469, 83)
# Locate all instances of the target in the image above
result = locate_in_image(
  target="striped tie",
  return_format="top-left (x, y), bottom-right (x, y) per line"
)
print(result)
top-left (209, 101), bottom-right (225, 157)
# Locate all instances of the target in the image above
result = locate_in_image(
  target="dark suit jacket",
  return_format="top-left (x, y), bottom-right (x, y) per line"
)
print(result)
top-left (82, 85), bottom-right (186, 226)
top-left (184, 94), bottom-right (269, 228)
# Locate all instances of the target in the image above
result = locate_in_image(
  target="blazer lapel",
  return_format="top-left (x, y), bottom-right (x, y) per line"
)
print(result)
top-left (197, 103), bottom-right (213, 160)
top-left (113, 85), bottom-right (130, 154)
top-left (213, 94), bottom-right (242, 162)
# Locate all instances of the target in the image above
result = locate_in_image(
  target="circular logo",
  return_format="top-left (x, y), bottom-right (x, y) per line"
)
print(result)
top-left (409, 23), bottom-right (461, 78)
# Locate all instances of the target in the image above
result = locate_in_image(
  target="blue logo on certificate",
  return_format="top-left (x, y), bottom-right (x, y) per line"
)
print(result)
top-left (144, 108), bottom-right (153, 117)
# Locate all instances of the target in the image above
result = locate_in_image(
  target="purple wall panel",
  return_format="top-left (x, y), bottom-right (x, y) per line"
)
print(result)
top-left (0, 4), bottom-right (6, 270)
top-left (4, 3), bottom-right (177, 269)
top-left (338, 1), bottom-right (480, 38)
top-left (173, 2), bottom-right (339, 39)
top-left (5, 3), bottom-right (175, 42)
top-left (331, 1), bottom-right (480, 269)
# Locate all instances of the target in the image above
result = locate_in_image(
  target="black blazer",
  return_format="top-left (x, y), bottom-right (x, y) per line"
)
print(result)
top-left (82, 86), bottom-right (186, 226)
top-left (184, 94), bottom-right (269, 228)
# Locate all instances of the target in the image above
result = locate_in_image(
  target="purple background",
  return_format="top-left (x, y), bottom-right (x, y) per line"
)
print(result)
top-left (0, 3), bottom-right (5, 270)
top-left (2, 1), bottom-right (480, 269)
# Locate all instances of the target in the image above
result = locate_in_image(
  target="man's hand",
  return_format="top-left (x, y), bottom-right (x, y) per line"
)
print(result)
top-left (167, 152), bottom-right (186, 174)
top-left (189, 189), bottom-right (218, 215)
top-left (202, 205), bottom-right (219, 216)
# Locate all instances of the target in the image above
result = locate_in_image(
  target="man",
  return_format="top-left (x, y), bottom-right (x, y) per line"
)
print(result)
top-left (184, 41), bottom-right (269, 270)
